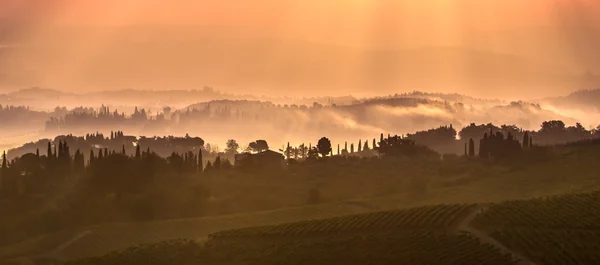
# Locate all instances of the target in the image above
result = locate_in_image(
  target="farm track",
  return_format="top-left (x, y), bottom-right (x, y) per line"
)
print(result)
top-left (457, 206), bottom-right (538, 265)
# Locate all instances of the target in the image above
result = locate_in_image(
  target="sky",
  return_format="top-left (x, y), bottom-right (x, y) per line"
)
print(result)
top-left (1, 0), bottom-right (599, 98)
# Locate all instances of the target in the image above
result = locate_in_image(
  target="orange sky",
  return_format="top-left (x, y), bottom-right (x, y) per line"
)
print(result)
top-left (1, 0), bottom-right (600, 97)
top-left (1, 0), bottom-right (596, 27)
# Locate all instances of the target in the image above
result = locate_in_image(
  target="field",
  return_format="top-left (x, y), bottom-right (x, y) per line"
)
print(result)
top-left (44, 189), bottom-right (600, 265)
top-left (65, 204), bottom-right (518, 265)
top-left (5, 142), bottom-right (600, 264)
top-left (473, 190), bottom-right (600, 265)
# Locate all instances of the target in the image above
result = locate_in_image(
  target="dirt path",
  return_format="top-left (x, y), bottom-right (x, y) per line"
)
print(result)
top-left (457, 206), bottom-right (537, 265)
top-left (50, 230), bottom-right (93, 255)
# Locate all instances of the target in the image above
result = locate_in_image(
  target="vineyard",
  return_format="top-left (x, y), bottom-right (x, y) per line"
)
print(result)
top-left (210, 204), bottom-right (476, 238)
top-left (63, 203), bottom-right (519, 265)
top-left (66, 231), bottom-right (517, 265)
top-left (473, 190), bottom-right (600, 265)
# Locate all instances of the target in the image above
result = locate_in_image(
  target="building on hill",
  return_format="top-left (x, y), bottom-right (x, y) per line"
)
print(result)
top-left (234, 150), bottom-right (286, 171)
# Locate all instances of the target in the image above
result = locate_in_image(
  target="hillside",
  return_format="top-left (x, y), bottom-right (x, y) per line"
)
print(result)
top-left (60, 204), bottom-right (519, 265)
top-left (38, 189), bottom-right (600, 265)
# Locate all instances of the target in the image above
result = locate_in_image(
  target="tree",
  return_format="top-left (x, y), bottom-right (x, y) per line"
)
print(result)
top-left (47, 142), bottom-right (52, 159)
top-left (198, 149), bottom-right (204, 173)
top-left (350, 143), bottom-right (354, 153)
top-left (135, 144), bottom-right (141, 159)
top-left (249, 140), bottom-right (269, 153)
top-left (317, 137), bottom-right (332, 157)
top-left (373, 138), bottom-right (376, 149)
top-left (307, 147), bottom-right (320, 160)
top-left (363, 140), bottom-right (369, 151)
top-left (1, 151), bottom-right (6, 169)
top-left (213, 156), bottom-right (221, 170)
top-left (522, 131), bottom-right (530, 148)
top-left (298, 144), bottom-right (307, 159)
top-left (358, 139), bottom-right (362, 152)
top-left (225, 139), bottom-right (240, 155)
top-left (337, 144), bottom-right (340, 155)
top-left (468, 138), bottom-right (475, 157)
top-left (122, 145), bottom-right (126, 155)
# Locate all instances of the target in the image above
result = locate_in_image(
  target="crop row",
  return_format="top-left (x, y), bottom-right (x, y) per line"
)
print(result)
top-left (211, 204), bottom-right (476, 238)
top-left (473, 191), bottom-right (600, 229)
top-left (490, 228), bottom-right (600, 265)
top-left (67, 230), bottom-right (516, 265)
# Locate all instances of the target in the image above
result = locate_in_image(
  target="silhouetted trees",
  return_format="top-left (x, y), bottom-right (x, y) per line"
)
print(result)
top-left (522, 131), bottom-right (530, 148)
top-left (249, 140), bottom-right (269, 153)
top-left (478, 129), bottom-right (522, 160)
top-left (225, 139), bottom-right (240, 156)
top-left (376, 135), bottom-right (436, 157)
top-left (468, 138), bottom-right (475, 157)
top-left (317, 137), bottom-right (332, 157)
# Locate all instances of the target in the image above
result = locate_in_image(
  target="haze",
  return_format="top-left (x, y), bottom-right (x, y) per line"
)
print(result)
top-left (1, 0), bottom-right (600, 98)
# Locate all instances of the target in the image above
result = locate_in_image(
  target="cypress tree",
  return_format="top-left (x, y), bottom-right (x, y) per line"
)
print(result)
top-left (522, 131), bottom-right (530, 148)
top-left (350, 143), bottom-right (354, 153)
top-left (344, 142), bottom-right (348, 151)
top-left (53, 145), bottom-right (57, 159)
top-left (380, 133), bottom-right (384, 146)
top-left (286, 142), bottom-right (291, 159)
top-left (90, 149), bottom-right (95, 165)
top-left (363, 140), bottom-right (369, 150)
top-left (373, 138), bottom-right (376, 149)
top-left (214, 156), bottom-right (221, 170)
top-left (36, 149), bottom-right (39, 158)
top-left (464, 142), bottom-right (467, 156)
top-left (198, 149), bottom-right (204, 173)
top-left (98, 149), bottom-right (103, 160)
top-left (135, 145), bottom-right (141, 159)
top-left (358, 140), bottom-right (362, 152)
top-left (122, 145), bottom-right (126, 155)
top-left (530, 137), bottom-right (533, 147)
top-left (337, 144), bottom-right (340, 155)
top-left (469, 138), bottom-right (475, 157)
top-left (58, 140), bottom-right (63, 158)
top-left (47, 142), bottom-right (52, 158)
top-left (1, 151), bottom-right (6, 169)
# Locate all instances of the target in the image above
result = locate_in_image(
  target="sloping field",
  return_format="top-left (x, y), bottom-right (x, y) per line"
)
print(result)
top-left (64, 203), bottom-right (518, 265)
top-left (3, 196), bottom-right (401, 263)
top-left (473, 190), bottom-right (600, 265)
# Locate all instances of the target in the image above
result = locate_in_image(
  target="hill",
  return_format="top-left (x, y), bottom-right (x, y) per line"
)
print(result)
top-left (46, 189), bottom-right (600, 265)
top-left (60, 203), bottom-right (519, 265)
